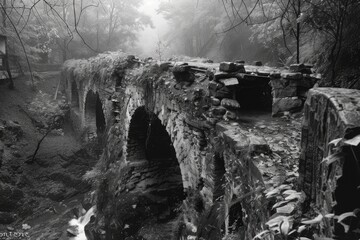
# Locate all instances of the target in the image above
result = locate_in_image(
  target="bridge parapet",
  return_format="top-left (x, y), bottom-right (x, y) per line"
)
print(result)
top-left (298, 88), bottom-right (360, 237)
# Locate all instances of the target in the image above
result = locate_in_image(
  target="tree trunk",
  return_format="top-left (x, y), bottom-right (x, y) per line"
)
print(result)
top-left (96, 8), bottom-right (100, 51)
top-left (296, 0), bottom-right (301, 64)
top-left (62, 0), bottom-right (67, 62)
top-left (296, 22), bottom-right (300, 64)
top-left (2, 0), bottom-right (6, 28)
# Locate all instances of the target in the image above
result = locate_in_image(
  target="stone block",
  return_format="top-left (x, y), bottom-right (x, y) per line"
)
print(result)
top-left (214, 71), bottom-right (234, 81)
top-left (214, 86), bottom-right (232, 99)
top-left (221, 98), bottom-right (241, 110)
top-left (212, 106), bottom-right (227, 117)
top-left (270, 78), bottom-right (288, 89)
top-left (248, 134), bottom-right (271, 155)
top-left (219, 78), bottom-right (239, 87)
top-left (224, 110), bottom-right (237, 120)
top-left (172, 65), bottom-right (195, 82)
top-left (270, 72), bottom-right (281, 78)
top-left (272, 86), bottom-right (297, 98)
top-left (215, 123), bottom-right (250, 153)
top-left (209, 81), bottom-right (222, 96)
top-left (290, 63), bottom-right (312, 74)
top-left (272, 97), bottom-right (303, 116)
top-left (254, 61), bottom-right (263, 66)
top-left (257, 70), bottom-right (271, 77)
top-left (210, 97), bottom-right (221, 106)
top-left (281, 72), bottom-right (303, 80)
top-left (219, 62), bottom-right (245, 73)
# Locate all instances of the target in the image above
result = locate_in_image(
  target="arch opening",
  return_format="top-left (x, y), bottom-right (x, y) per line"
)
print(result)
top-left (125, 106), bottom-right (184, 235)
top-left (213, 153), bottom-right (226, 202)
top-left (71, 81), bottom-right (80, 110)
top-left (85, 90), bottom-right (106, 138)
top-left (235, 81), bottom-right (272, 112)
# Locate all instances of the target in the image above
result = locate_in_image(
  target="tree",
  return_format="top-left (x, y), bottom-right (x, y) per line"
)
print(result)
top-left (219, 0), bottom-right (360, 87)
top-left (1, 0), bottom-right (151, 66)
top-left (158, 0), bottom-right (223, 58)
top-left (304, 0), bottom-right (360, 86)
top-left (219, 0), bottom-right (311, 64)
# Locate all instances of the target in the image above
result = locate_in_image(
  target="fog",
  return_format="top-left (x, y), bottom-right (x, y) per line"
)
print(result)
top-left (137, 0), bottom-right (169, 58)
top-left (7, 0), bottom-right (353, 70)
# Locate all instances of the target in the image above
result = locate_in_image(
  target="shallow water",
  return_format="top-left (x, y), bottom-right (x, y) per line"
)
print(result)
top-left (69, 206), bottom-right (95, 240)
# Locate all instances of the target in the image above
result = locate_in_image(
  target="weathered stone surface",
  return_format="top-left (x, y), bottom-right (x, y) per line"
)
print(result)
top-left (224, 110), bottom-right (237, 120)
top-left (270, 72), bottom-right (281, 78)
top-left (290, 63), bottom-right (312, 74)
top-left (272, 97), bottom-right (303, 116)
top-left (248, 134), bottom-right (271, 155)
top-left (214, 72), bottom-right (234, 81)
top-left (219, 62), bottom-right (245, 73)
top-left (208, 81), bottom-right (222, 96)
top-left (172, 65), bottom-right (195, 82)
top-left (210, 97), bottom-right (221, 106)
top-left (272, 86), bottom-right (298, 98)
top-left (298, 88), bottom-right (360, 237)
top-left (212, 106), bottom-right (227, 116)
top-left (281, 72), bottom-right (303, 80)
top-left (214, 86), bottom-right (232, 99)
top-left (215, 123), bottom-right (250, 153)
top-left (219, 78), bottom-right (239, 86)
top-left (221, 98), bottom-right (241, 110)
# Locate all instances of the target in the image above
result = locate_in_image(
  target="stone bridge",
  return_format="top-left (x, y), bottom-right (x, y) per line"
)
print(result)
top-left (62, 52), bottom-right (360, 239)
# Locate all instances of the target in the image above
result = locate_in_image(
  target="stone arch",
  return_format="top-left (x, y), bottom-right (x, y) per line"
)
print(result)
top-left (125, 106), bottom-right (184, 217)
top-left (71, 81), bottom-right (80, 110)
top-left (84, 90), bottom-right (106, 137)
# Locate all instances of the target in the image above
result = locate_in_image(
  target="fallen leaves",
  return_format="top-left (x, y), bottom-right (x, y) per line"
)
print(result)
top-left (22, 223), bottom-right (31, 230)
top-left (343, 135), bottom-right (360, 146)
top-left (276, 203), bottom-right (296, 214)
top-left (320, 152), bottom-right (344, 165)
top-left (301, 214), bottom-right (323, 225)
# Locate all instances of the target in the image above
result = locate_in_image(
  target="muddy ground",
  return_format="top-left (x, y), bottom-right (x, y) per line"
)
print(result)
top-left (0, 72), bottom-right (99, 240)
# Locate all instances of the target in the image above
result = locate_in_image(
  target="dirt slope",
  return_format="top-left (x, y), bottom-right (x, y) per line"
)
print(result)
top-left (0, 73), bottom-right (98, 240)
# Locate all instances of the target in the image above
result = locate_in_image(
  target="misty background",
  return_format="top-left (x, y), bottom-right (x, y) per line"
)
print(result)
top-left (3, 0), bottom-right (360, 87)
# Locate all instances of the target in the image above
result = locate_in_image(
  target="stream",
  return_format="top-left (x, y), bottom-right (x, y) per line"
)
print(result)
top-left (68, 207), bottom-right (95, 240)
